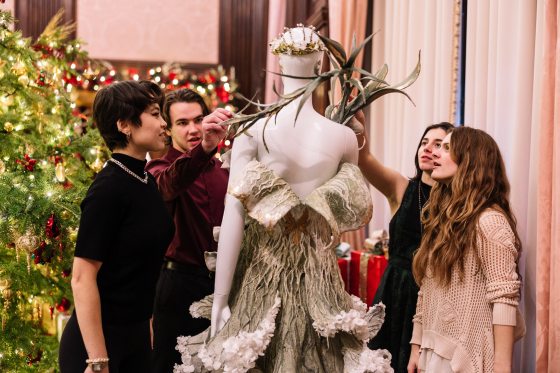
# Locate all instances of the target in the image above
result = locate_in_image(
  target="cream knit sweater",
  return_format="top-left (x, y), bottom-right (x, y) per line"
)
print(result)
top-left (410, 209), bottom-right (524, 373)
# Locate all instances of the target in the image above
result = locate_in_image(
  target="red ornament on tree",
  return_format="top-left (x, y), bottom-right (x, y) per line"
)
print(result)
top-left (36, 71), bottom-right (47, 86)
top-left (56, 297), bottom-right (71, 312)
top-left (33, 241), bottom-right (54, 264)
top-left (215, 86), bottom-right (230, 103)
top-left (45, 213), bottom-right (60, 238)
top-left (26, 350), bottom-right (43, 366)
top-left (16, 154), bottom-right (37, 171)
top-left (62, 180), bottom-right (74, 189)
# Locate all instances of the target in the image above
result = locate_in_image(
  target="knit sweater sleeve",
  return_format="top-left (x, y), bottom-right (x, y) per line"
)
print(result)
top-left (477, 210), bottom-right (521, 326)
top-left (410, 289), bottom-right (423, 345)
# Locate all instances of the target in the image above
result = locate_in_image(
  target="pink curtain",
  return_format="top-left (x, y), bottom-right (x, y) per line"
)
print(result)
top-left (264, 0), bottom-right (286, 104)
top-left (329, 0), bottom-right (368, 251)
top-left (328, 0), bottom-right (368, 70)
top-left (536, 0), bottom-right (560, 371)
top-left (328, 0), bottom-right (368, 105)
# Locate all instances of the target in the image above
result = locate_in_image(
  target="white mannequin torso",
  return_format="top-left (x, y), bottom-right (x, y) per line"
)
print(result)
top-left (231, 51), bottom-right (357, 198)
top-left (243, 104), bottom-right (357, 198)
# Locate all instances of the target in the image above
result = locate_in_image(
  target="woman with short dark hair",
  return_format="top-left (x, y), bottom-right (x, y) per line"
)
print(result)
top-left (59, 80), bottom-right (175, 373)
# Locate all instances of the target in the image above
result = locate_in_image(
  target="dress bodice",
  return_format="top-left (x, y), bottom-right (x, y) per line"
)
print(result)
top-left (228, 160), bottom-right (373, 242)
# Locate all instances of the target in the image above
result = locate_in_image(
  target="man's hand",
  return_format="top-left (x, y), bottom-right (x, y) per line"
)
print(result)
top-left (201, 108), bottom-right (232, 153)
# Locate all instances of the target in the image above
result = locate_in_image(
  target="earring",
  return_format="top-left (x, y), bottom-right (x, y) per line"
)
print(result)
top-left (125, 132), bottom-right (131, 140)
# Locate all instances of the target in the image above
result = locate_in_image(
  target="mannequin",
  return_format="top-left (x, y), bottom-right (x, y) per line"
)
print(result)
top-left (175, 26), bottom-right (391, 373)
top-left (211, 49), bottom-right (359, 332)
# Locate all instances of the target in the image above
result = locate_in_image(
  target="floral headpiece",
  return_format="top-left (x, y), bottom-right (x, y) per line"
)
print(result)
top-left (269, 24), bottom-right (325, 56)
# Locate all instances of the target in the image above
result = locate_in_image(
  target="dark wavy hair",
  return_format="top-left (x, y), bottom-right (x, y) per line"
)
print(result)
top-left (93, 80), bottom-right (164, 150)
top-left (412, 122), bottom-right (455, 180)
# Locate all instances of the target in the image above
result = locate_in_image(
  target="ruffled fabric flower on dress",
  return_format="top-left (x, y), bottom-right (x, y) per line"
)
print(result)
top-left (175, 296), bottom-right (281, 373)
top-left (313, 296), bottom-right (385, 341)
top-left (189, 294), bottom-right (213, 320)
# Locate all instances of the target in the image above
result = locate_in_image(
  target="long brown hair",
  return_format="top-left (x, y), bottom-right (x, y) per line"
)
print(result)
top-left (412, 126), bottom-right (521, 286)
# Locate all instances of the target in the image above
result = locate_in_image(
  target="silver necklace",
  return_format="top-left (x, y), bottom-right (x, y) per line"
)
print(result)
top-left (108, 158), bottom-right (148, 184)
top-left (418, 182), bottom-right (427, 233)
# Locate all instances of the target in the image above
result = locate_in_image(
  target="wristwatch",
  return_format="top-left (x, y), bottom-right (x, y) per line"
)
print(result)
top-left (86, 358), bottom-right (109, 372)
top-left (90, 361), bottom-right (107, 372)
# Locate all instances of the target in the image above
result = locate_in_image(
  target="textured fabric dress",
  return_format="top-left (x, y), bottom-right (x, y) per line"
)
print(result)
top-left (175, 160), bottom-right (393, 373)
top-left (368, 179), bottom-right (431, 372)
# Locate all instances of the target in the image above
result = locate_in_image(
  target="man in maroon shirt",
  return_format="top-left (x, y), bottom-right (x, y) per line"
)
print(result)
top-left (146, 89), bottom-right (230, 372)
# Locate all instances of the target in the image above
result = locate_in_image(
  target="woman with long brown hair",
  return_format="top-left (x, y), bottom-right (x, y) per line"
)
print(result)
top-left (407, 126), bottom-right (524, 373)
top-left (358, 115), bottom-right (454, 372)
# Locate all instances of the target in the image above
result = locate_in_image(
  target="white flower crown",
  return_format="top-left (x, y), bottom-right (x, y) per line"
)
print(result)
top-left (269, 24), bottom-right (325, 56)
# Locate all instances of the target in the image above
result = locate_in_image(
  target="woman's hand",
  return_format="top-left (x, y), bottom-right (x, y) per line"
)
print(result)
top-left (407, 344), bottom-right (420, 373)
top-left (210, 293), bottom-right (231, 337)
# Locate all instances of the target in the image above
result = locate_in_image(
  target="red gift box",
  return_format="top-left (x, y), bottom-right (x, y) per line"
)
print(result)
top-left (337, 257), bottom-right (351, 292)
top-left (350, 251), bottom-right (388, 305)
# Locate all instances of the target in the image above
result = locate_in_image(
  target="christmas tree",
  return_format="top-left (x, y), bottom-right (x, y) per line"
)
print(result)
top-left (0, 11), bottom-right (106, 371)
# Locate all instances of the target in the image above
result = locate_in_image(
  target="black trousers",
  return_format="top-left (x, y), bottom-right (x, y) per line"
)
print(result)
top-left (151, 266), bottom-right (214, 373)
top-left (59, 312), bottom-right (150, 373)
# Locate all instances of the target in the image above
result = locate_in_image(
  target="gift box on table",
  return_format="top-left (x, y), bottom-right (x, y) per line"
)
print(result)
top-left (349, 251), bottom-right (388, 306)
top-left (335, 242), bottom-right (351, 292)
top-left (337, 256), bottom-right (351, 292)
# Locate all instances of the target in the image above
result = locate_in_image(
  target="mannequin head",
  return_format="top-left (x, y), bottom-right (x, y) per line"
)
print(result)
top-left (279, 51), bottom-right (323, 78)
top-left (270, 24), bottom-right (324, 56)
top-left (271, 25), bottom-right (325, 92)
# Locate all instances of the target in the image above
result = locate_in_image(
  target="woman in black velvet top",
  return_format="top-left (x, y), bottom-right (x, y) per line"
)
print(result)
top-left (356, 114), bottom-right (454, 373)
top-left (59, 81), bottom-right (175, 373)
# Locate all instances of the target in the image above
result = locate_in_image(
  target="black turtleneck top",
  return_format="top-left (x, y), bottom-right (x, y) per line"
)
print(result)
top-left (75, 153), bottom-right (174, 324)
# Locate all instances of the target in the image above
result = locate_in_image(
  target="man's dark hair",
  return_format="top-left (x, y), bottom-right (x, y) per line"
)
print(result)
top-left (163, 89), bottom-right (210, 129)
top-left (93, 80), bottom-right (164, 151)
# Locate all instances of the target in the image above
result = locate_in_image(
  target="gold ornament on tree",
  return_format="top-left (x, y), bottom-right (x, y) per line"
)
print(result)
top-left (11, 61), bottom-right (26, 75)
top-left (68, 227), bottom-right (78, 243)
top-left (15, 231), bottom-right (40, 273)
top-left (55, 163), bottom-right (66, 182)
top-left (4, 121), bottom-right (13, 132)
top-left (0, 277), bottom-right (12, 332)
top-left (89, 147), bottom-right (105, 173)
top-left (17, 74), bottom-right (30, 86)
top-left (0, 278), bottom-right (11, 297)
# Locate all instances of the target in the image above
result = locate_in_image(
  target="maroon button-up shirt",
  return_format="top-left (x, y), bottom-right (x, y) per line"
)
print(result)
top-left (146, 145), bottom-right (228, 267)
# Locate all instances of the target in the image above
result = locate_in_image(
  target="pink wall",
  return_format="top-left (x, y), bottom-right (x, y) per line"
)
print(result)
top-left (77, 0), bottom-right (219, 63)
top-left (0, 0), bottom-right (15, 18)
